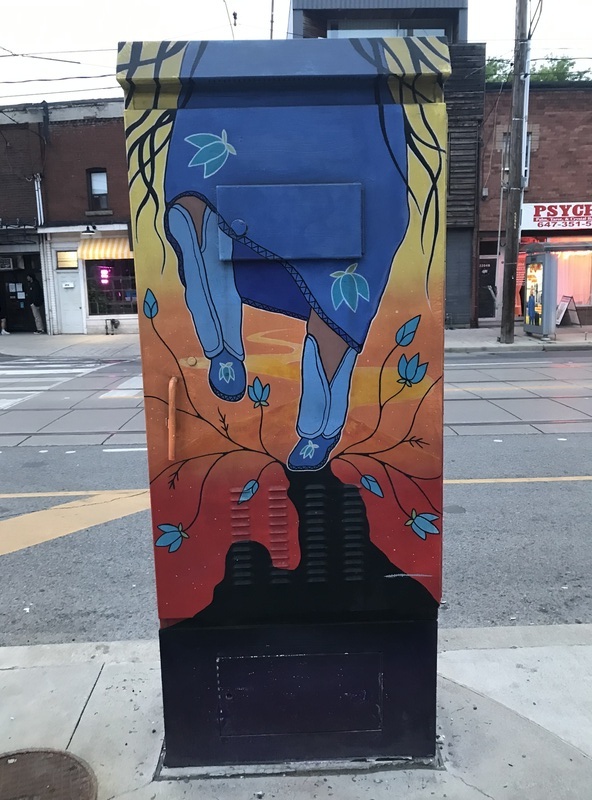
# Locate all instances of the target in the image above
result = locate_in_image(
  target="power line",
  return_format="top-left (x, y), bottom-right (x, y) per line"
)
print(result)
top-left (0, 45), bottom-right (89, 66)
top-left (0, 85), bottom-right (120, 101)
top-left (529, 0), bottom-right (544, 38)
top-left (0, 74), bottom-right (112, 85)
top-left (220, 0), bottom-right (235, 39)
top-left (0, 108), bottom-right (18, 123)
top-left (0, 47), bottom-right (116, 57)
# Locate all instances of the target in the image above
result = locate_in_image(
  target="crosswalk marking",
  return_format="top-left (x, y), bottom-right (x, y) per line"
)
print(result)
top-left (0, 393), bottom-right (37, 410)
top-left (100, 375), bottom-right (143, 400)
top-left (0, 358), bottom-right (104, 411)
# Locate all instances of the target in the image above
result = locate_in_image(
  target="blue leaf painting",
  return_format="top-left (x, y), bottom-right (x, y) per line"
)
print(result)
top-left (340, 273), bottom-right (359, 312)
top-left (353, 273), bottom-right (370, 301)
top-left (331, 277), bottom-right (344, 310)
top-left (143, 289), bottom-right (158, 319)
top-left (397, 352), bottom-right (429, 387)
top-left (405, 510), bottom-right (440, 540)
top-left (155, 530), bottom-right (181, 547)
top-left (397, 354), bottom-right (409, 383)
top-left (395, 315), bottom-right (421, 347)
top-left (407, 353), bottom-right (419, 376)
top-left (238, 479), bottom-right (259, 505)
top-left (185, 133), bottom-right (221, 148)
top-left (168, 538), bottom-right (183, 553)
top-left (204, 151), bottom-right (230, 178)
top-left (413, 362), bottom-right (428, 383)
top-left (361, 475), bottom-right (384, 498)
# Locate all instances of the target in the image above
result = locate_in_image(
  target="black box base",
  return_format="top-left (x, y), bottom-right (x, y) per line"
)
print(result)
top-left (159, 620), bottom-right (437, 767)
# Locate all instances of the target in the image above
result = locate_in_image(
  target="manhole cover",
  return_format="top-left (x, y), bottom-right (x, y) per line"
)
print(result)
top-left (0, 749), bottom-right (97, 800)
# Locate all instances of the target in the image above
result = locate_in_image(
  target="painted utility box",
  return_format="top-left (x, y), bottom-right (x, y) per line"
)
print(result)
top-left (117, 37), bottom-right (449, 767)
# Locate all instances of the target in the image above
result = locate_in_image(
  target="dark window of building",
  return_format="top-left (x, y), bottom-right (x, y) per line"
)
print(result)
top-left (327, 16), bottom-right (451, 40)
top-left (86, 259), bottom-right (137, 315)
top-left (87, 169), bottom-right (109, 211)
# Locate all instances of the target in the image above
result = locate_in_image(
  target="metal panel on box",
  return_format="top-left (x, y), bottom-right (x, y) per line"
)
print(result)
top-left (159, 621), bottom-right (437, 766)
top-left (217, 184), bottom-right (363, 260)
top-left (117, 36), bottom-right (449, 766)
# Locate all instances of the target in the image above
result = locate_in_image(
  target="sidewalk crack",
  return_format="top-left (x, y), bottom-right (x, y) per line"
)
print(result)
top-left (66, 662), bottom-right (104, 750)
top-left (454, 775), bottom-right (495, 799)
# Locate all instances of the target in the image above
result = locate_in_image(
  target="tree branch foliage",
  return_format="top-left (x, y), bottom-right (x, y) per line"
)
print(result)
top-left (486, 56), bottom-right (592, 84)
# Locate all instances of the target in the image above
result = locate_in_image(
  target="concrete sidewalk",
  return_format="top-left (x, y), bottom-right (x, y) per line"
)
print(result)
top-left (2, 625), bottom-right (591, 799)
top-left (0, 333), bottom-right (141, 361)
top-left (1, 327), bottom-right (592, 361)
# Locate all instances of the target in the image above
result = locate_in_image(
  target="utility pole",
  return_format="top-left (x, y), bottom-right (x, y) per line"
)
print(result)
top-left (270, 0), bottom-right (275, 39)
top-left (499, 0), bottom-right (531, 343)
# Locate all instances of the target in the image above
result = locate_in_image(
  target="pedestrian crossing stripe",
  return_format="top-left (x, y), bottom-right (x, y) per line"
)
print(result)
top-left (0, 359), bottom-right (105, 411)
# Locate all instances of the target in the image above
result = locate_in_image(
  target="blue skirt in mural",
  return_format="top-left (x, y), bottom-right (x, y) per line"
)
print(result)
top-left (164, 90), bottom-right (409, 352)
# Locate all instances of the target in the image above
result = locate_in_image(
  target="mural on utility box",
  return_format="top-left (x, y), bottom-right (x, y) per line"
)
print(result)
top-left (118, 37), bottom-right (449, 626)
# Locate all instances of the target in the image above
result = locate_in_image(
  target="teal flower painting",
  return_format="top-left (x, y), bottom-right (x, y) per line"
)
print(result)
top-left (185, 130), bottom-right (237, 178)
top-left (405, 510), bottom-right (440, 540)
top-left (248, 377), bottom-right (271, 408)
top-left (155, 523), bottom-right (189, 553)
top-left (397, 353), bottom-right (428, 387)
top-left (218, 362), bottom-right (236, 384)
top-left (299, 440), bottom-right (319, 460)
top-left (330, 263), bottom-right (370, 313)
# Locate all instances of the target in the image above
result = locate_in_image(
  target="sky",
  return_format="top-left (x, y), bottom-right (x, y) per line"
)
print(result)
top-left (0, 0), bottom-right (590, 106)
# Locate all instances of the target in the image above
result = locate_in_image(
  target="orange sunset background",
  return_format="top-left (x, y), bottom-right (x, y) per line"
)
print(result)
top-left (126, 98), bottom-right (447, 622)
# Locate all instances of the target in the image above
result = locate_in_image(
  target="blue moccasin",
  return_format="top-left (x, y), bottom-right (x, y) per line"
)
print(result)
top-left (209, 349), bottom-right (246, 402)
top-left (287, 434), bottom-right (340, 472)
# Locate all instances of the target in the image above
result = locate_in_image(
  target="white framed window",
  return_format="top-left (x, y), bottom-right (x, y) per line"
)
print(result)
top-left (56, 251), bottom-right (79, 270)
top-left (87, 169), bottom-right (109, 211)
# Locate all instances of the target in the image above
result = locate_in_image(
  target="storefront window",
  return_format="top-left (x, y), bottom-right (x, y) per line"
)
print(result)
top-left (85, 259), bottom-right (137, 315)
top-left (556, 251), bottom-right (592, 307)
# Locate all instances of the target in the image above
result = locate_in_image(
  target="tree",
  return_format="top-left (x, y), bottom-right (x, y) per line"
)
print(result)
top-left (486, 57), bottom-right (513, 83)
top-left (486, 55), bottom-right (591, 83)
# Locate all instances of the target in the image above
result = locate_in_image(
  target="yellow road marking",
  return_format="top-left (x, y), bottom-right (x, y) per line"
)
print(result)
top-left (0, 490), bottom-right (149, 557)
top-left (0, 491), bottom-right (120, 499)
top-left (0, 475), bottom-right (590, 557)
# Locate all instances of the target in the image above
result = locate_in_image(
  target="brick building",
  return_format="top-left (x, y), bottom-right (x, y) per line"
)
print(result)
top-left (0, 116), bottom-right (44, 331)
top-left (479, 83), bottom-right (592, 323)
top-left (0, 100), bottom-right (134, 335)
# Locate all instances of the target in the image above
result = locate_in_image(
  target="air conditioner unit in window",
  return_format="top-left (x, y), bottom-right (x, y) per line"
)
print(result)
top-left (0, 257), bottom-right (14, 271)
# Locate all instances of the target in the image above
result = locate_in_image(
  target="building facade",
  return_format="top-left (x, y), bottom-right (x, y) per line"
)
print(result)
top-left (479, 83), bottom-right (592, 324)
top-left (292, 0), bottom-right (485, 326)
top-left (0, 114), bottom-right (44, 332)
top-left (0, 100), bottom-right (136, 335)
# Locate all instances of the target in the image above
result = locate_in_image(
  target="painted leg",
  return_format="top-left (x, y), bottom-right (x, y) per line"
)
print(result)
top-left (166, 198), bottom-right (246, 402)
top-left (288, 315), bottom-right (357, 472)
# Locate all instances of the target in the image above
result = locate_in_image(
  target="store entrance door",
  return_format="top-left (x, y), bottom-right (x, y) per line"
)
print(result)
top-left (478, 258), bottom-right (497, 318)
top-left (0, 271), bottom-right (33, 332)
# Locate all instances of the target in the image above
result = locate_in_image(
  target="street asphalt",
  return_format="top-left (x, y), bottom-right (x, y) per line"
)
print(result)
top-left (0, 351), bottom-right (591, 643)
top-left (1, 345), bottom-right (592, 798)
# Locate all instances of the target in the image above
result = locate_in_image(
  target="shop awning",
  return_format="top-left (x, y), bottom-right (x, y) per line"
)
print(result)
top-left (78, 237), bottom-right (133, 261)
